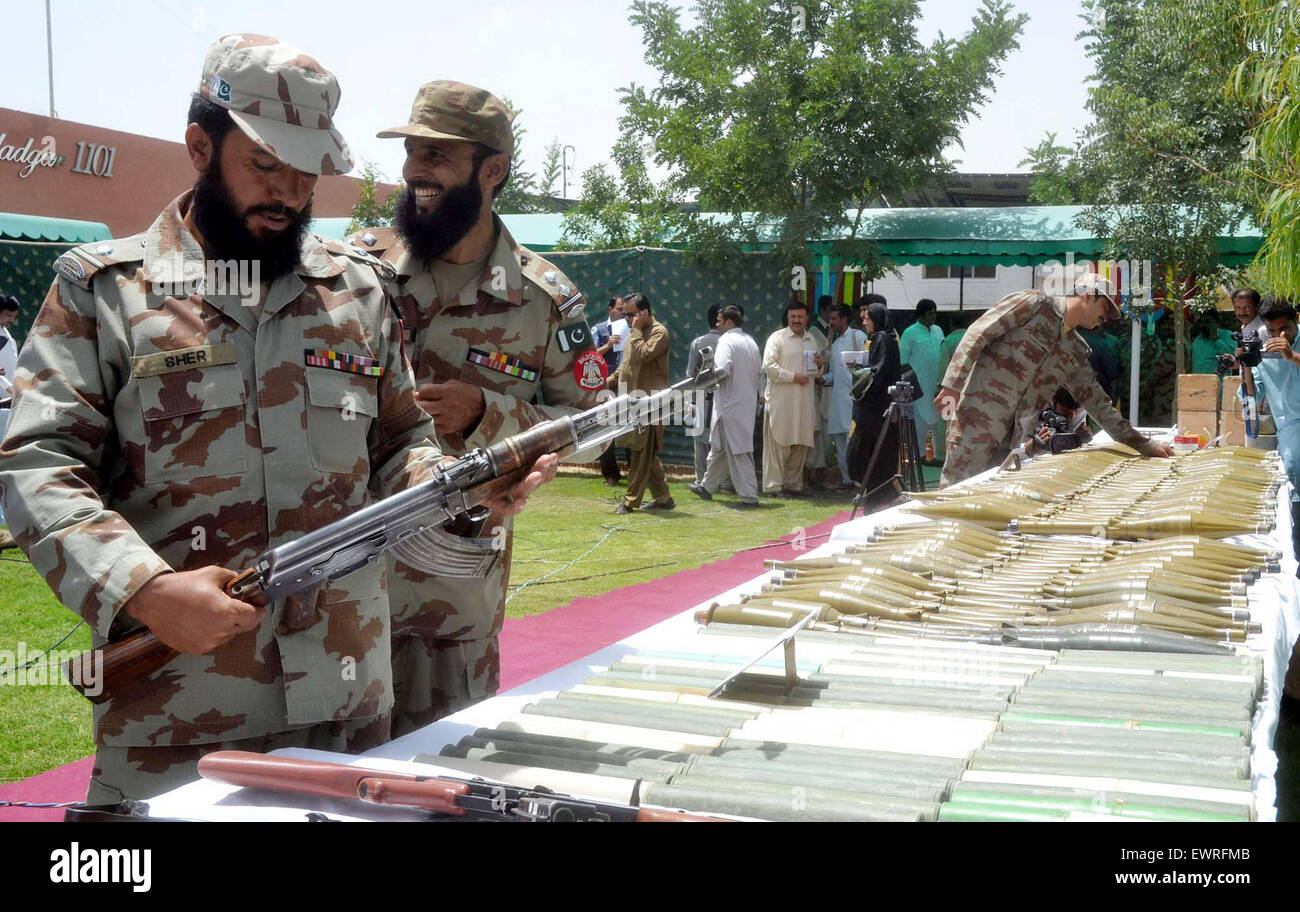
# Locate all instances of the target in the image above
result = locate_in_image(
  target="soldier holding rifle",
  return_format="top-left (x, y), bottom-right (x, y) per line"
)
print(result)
top-left (349, 81), bottom-right (604, 734)
top-left (0, 36), bottom-right (553, 804)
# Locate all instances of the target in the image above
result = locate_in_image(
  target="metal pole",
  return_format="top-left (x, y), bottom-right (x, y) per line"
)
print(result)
top-left (1129, 314), bottom-right (1141, 425)
top-left (45, 0), bottom-right (56, 117)
top-left (562, 145), bottom-right (575, 198)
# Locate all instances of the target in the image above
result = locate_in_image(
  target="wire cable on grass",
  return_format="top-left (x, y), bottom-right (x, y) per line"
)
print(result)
top-left (14, 620), bottom-right (86, 672)
top-left (505, 524), bottom-right (625, 605)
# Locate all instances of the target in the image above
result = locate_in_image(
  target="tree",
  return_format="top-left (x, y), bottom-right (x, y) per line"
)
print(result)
top-left (538, 139), bottom-right (565, 209)
top-left (558, 134), bottom-right (688, 249)
top-left (617, 0), bottom-right (1027, 274)
top-left (1232, 0), bottom-right (1300, 297)
top-left (345, 162), bottom-right (400, 236)
top-left (494, 97), bottom-right (540, 214)
top-left (1019, 133), bottom-right (1091, 206)
top-left (1069, 0), bottom-right (1252, 378)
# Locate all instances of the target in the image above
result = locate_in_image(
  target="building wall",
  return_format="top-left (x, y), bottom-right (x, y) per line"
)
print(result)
top-left (0, 107), bottom-right (395, 237)
top-left (863, 263), bottom-right (1036, 312)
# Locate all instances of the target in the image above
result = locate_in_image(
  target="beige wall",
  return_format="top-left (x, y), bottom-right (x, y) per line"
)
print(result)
top-left (0, 107), bottom-right (395, 236)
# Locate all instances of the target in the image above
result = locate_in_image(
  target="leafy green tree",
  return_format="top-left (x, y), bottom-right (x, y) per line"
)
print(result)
top-left (1232, 0), bottom-right (1300, 297)
top-left (1069, 0), bottom-right (1252, 377)
top-left (558, 135), bottom-right (688, 249)
top-left (1019, 133), bottom-right (1091, 205)
top-left (616, 0), bottom-right (1027, 274)
top-left (345, 162), bottom-right (400, 235)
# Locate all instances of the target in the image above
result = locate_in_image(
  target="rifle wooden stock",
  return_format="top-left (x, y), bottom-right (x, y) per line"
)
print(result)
top-left (198, 750), bottom-right (468, 814)
top-left (63, 629), bottom-right (176, 704)
top-left (62, 571), bottom-right (261, 703)
top-left (198, 750), bottom-right (729, 821)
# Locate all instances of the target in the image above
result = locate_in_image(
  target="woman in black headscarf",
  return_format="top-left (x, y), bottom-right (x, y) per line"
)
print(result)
top-left (847, 299), bottom-right (902, 505)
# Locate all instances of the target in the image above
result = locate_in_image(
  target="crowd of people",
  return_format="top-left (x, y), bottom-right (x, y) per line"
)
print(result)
top-left (584, 289), bottom-right (981, 514)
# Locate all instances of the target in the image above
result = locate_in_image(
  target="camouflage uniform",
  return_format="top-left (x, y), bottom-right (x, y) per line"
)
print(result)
top-left (940, 289), bottom-right (1160, 486)
top-left (0, 190), bottom-right (440, 801)
top-left (352, 220), bottom-right (602, 735)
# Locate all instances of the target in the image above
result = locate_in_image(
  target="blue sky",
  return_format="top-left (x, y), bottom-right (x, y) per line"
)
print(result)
top-left (0, 0), bottom-right (1093, 192)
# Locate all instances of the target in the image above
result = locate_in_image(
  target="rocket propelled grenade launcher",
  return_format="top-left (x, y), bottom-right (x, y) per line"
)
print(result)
top-left (65, 352), bottom-right (725, 702)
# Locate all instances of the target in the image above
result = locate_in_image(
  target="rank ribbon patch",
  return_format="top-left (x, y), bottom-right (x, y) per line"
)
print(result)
top-left (466, 348), bottom-right (539, 383)
top-left (304, 349), bottom-right (384, 377)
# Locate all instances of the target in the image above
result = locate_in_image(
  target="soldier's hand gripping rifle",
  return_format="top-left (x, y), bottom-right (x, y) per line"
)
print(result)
top-left (197, 750), bottom-right (731, 822)
top-left (65, 351), bottom-right (724, 702)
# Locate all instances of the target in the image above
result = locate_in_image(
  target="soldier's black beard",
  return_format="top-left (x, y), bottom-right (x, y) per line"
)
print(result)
top-left (191, 168), bottom-right (312, 282)
top-left (394, 171), bottom-right (484, 264)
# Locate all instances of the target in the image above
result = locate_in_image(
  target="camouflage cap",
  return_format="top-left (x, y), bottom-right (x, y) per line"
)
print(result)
top-left (377, 81), bottom-right (514, 153)
top-left (1073, 272), bottom-right (1121, 320)
top-left (198, 34), bottom-right (353, 175)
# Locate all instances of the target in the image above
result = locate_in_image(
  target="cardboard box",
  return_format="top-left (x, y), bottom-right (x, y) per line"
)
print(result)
top-left (1176, 373), bottom-right (1241, 412)
top-left (1174, 407), bottom-right (1245, 446)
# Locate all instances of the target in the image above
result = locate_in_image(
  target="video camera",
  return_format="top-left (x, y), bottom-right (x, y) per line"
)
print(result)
top-left (887, 380), bottom-right (918, 403)
top-left (1234, 329), bottom-right (1264, 369)
top-left (1217, 328), bottom-right (1286, 374)
top-left (1036, 406), bottom-right (1082, 455)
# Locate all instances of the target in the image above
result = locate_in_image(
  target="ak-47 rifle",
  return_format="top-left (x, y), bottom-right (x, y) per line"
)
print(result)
top-left (197, 751), bottom-right (730, 822)
top-left (65, 353), bottom-right (723, 702)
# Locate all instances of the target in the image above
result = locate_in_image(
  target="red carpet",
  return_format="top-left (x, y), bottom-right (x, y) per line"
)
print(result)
top-left (1, 509), bottom-right (849, 821)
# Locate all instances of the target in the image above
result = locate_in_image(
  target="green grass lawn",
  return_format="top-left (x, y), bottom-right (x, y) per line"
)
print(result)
top-left (0, 472), bottom-right (851, 783)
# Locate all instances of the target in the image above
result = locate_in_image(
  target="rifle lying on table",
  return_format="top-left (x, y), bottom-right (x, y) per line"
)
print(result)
top-left (198, 751), bottom-right (730, 822)
top-left (65, 352), bottom-right (723, 702)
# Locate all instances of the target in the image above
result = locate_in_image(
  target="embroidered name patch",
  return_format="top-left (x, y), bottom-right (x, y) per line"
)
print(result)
top-left (466, 348), bottom-right (538, 383)
top-left (304, 349), bottom-right (384, 377)
top-left (132, 343), bottom-right (238, 377)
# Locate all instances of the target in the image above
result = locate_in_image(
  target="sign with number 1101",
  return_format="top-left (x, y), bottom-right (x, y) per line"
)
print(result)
top-left (71, 141), bottom-right (117, 178)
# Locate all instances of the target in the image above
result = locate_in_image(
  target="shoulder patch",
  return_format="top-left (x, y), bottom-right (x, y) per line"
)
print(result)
top-left (343, 225), bottom-right (399, 259)
top-left (54, 235), bottom-right (145, 290)
top-left (54, 253), bottom-right (87, 284)
top-left (556, 321), bottom-right (592, 353)
top-left (324, 238), bottom-right (397, 282)
top-left (519, 247), bottom-right (584, 317)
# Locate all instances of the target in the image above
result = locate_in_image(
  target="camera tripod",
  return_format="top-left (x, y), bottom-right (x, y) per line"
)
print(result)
top-left (850, 395), bottom-right (926, 519)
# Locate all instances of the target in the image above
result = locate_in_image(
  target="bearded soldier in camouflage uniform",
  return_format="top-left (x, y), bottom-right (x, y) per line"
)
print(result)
top-left (348, 82), bottom-right (603, 736)
top-left (0, 38), bottom-right (552, 804)
top-left (935, 274), bottom-right (1174, 487)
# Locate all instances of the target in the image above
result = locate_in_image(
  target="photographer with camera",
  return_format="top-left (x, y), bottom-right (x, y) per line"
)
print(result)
top-left (1010, 387), bottom-right (1093, 461)
top-left (935, 274), bottom-right (1173, 486)
top-left (1235, 297), bottom-right (1300, 555)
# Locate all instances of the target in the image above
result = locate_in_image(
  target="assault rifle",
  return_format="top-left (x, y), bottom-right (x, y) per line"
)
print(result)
top-left (197, 751), bottom-right (730, 822)
top-left (65, 352), bottom-right (722, 701)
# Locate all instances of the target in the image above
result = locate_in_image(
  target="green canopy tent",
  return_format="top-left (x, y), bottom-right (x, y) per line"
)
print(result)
top-left (318, 206), bottom-right (1264, 454)
top-left (0, 213), bottom-right (112, 348)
